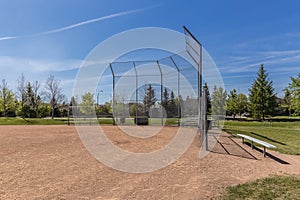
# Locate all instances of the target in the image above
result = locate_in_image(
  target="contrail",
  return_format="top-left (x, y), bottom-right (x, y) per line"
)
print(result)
top-left (39, 8), bottom-right (145, 35)
top-left (0, 36), bottom-right (17, 41)
top-left (0, 8), bottom-right (147, 41)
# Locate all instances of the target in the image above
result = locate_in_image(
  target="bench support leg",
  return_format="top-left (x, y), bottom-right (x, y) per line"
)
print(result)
top-left (263, 147), bottom-right (266, 157)
top-left (242, 138), bottom-right (244, 144)
top-left (251, 141), bottom-right (253, 149)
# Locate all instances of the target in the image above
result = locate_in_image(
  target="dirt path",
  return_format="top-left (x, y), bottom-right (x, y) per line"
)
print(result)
top-left (0, 125), bottom-right (299, 199)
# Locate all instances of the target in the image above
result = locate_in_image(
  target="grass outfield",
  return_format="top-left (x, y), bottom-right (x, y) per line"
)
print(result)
top-left (0, 117), bottom-right (68, 125)
top-left (0, 117), bottom-right (179, 126)
top-left (0, 117), bottom-right (113, 125)
top-left (220, 175), bottom-right (300, 200)
top-left (224, 120), bottom-right (300, 155)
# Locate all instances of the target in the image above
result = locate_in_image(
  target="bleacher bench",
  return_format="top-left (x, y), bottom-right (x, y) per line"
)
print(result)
top-left (237, 134), bottom-right (276, 157)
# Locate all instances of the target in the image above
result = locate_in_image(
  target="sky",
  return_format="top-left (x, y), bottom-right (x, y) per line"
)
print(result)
top-left (0, 0), bottom-right (300, 103)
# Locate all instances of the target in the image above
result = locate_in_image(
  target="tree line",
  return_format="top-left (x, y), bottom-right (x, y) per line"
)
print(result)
top-left (0, 74), bottom-right (67, 119)
top-left (225, 64), bottom-right (300, 120)
top-left (1, 64), bottom-right (299, 120)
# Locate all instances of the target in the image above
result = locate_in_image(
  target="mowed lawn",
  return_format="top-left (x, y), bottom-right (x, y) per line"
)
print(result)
top-left (224, 120), bottom-right (300, 155)
top-left (221, 175), bottom-right (300, 200)
top-left (0, 117), bottom-right (68, 125)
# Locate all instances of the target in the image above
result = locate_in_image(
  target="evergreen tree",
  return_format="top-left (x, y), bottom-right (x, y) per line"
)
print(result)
top-left (143, 84), bottom-right (156, 117)
top-left (169, 91), bottom-right (177, 117)
top-left (24, 82), bottom-right (35, 117)
top-left (162, 87), bottom-right (169, 115)
top-left (249, 64), bottom-right (277, 120)
top-left (288, 73), bottom-right (300, 115)
top-left (204, 83), bottom-right (211, 114)
top-left (32, 81), bottom-right (41, 118)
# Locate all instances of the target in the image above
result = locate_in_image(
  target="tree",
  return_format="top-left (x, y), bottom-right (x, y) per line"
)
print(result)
top-left (288, 73), bottom-right (300, 115)
top-left (249, 64), bottom-right (277, 120)
top-left (281, 88), bottom-right (292, 116)
top-left (23, 82), bottom-right (35, 118)
top-left (226, 90), bottom-right (248, 118)
top-left (44, 75), bottom-right (66, 119)
top-left (22, 81), bottom-right (41, 118)
top-left (143, 84), bottom-right (156, 117)
top-left (162, 88), bottom-right (169, 113)
top-left (236, 93), bottom-right (248, 117)
top-left (32, 81), bottom-right (41, 117)
top-left (168, 91), bottom-right (177, 117)
top-left (16, 73), bottom-right (26, 118)
top-left (204, 83), bottom-right (212, 115)
top-left (178, 94), bottom-right (184, 117)
top-left (226, 89), bottom-right (238, 118)
top-left (211, 86), bottom-right (227, 116)
top-left (0, 79), bottom-right (16, 117)
top-left (161, 88), bottom-right (178, 117)
top-left (79, 92), bottom-right (95, 116)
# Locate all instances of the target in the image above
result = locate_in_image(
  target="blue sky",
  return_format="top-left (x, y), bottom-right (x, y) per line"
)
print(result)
top-left (0, 0), bottom-right (300, 101)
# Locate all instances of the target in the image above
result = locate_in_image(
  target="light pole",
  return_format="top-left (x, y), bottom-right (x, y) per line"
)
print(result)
top-left (97, 90), bottom-right (103, 106)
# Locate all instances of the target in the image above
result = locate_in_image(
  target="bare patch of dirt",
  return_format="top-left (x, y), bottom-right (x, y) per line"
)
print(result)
top-left (0, 125), bottom-right (299, 199)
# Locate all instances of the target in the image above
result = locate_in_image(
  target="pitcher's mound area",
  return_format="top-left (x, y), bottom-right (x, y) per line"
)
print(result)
top-left (0, 125), bottom-right (299, 199)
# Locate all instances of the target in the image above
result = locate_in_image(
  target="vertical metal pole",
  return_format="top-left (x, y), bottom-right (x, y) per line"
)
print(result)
top-left (133, 62), bottom-right (138, 125)
top-left (157, 60), bottom-right (163, 126)
top-left (109, 63), bottom-right (115, 125)
top-left (198, 45), bottom-right (203, 129)
top-left (203, 86), bottom-right (208, 151)
top-left (170, 56), bottom-right (181, 126)
top-left (67, 105), bottom-right (70, 126)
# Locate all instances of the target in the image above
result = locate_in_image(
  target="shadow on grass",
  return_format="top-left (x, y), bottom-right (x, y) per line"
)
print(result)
top-left (249, 132), bottom-right (286, 145)
top-left (224, 129), bottom-right (286, 145)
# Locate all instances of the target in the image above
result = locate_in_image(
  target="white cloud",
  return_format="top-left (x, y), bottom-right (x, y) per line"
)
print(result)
top-left (0, 56), bottom-right (82, 72)
top-left (286, 32), bottom-right (300, 38)
top-left (220, 49), bottom-right (300, 73)
top-left (0, 56), bottom-right (84, 100)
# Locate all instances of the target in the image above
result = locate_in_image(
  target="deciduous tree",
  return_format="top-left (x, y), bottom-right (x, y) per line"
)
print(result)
top-left (0, 79), bottom-right (16, 117)
top-left (79, 92), bottom-right (95, 116)
top-left (44, 75), bottom-right (66, 119)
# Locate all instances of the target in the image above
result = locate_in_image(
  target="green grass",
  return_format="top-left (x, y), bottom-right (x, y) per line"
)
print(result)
top-left (0, 117), bottom-right (180, 126)
top-left (224, 120), bottom-right (300, 155)
top-left (220, 175), bottom-right (300, 200)
top-left (0, 117), bottom-right (68, 125)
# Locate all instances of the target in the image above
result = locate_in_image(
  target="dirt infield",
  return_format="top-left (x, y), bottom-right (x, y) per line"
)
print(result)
top-left (1, 125), bottom-right (300, 199)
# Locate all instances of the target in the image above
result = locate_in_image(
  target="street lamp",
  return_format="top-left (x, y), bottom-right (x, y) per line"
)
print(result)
top-left (97, 90), bottom-right (103, 106)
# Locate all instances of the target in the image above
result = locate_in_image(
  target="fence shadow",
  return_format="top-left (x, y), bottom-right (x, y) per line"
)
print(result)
top-left (209, 134), bottom-right (257, 160)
